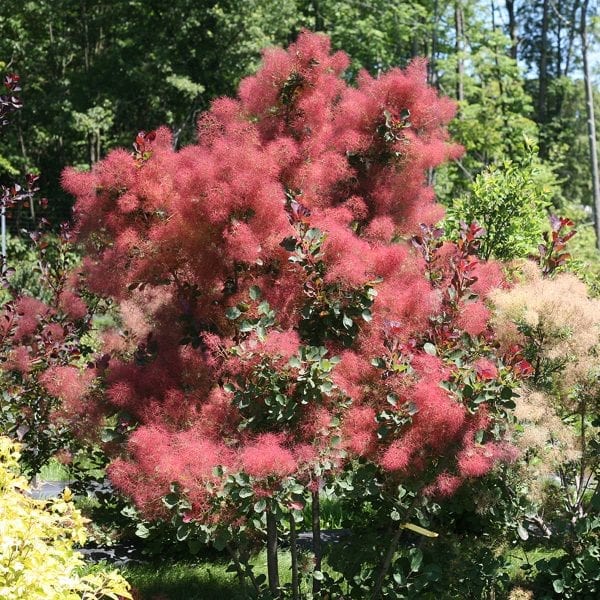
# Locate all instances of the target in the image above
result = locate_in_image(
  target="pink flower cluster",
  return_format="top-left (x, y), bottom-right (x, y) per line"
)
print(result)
top-left (57, 32), bottom-right (514, 517)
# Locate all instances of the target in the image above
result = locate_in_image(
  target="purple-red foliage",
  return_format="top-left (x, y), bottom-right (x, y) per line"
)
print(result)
top-left (0, 73), bottom-right (22, 127)
top-left (59, 32), bottom-right (515, 517)
top-left (0, 283), bottom-right (101, 471)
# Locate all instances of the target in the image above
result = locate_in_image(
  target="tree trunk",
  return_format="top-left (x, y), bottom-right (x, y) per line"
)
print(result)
top-left (557, 5), bottom-right (563, 79)
top-left (564, 1), bottom-right (581, 77)
top-left (537, 0), bottom-right (550, 125)
top-left (312, 0), bottom-right (324, 31)
top-left (312, 488), bottom-right (322, 595)
top-left (556, 0), bottom-right (582, 117)
top-left (266, 508), bottom-right (280, 597)
top-left (455, 1), bottom-right (465, 107)
top-left (505, 0), bottom-right (518, 60)
top-left (429, 0), bottom-right (440, 87)
top-left (371, 525), bottom-right (403, 600)
top-left (580, 0), bottom-right (600, 250)
top-left (226, 543), bottom-right (261, 596)
top-left (226, 544), bottom-right (248, 594)
top-left (81, 0), bottom-right (90, 71)
top-left (290, 513), bottom-right (299, 600)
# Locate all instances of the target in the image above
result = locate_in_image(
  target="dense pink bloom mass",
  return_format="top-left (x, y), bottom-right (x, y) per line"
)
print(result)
top-left (241, 434), bottom-right (297, 479)
top-left (59, 32), bottom-right (513, 518)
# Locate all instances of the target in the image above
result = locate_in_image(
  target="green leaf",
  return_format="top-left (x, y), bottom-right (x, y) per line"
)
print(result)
top-left (406, 401), bottom-right (418, 416)
top-left (500, 386), bottom-right (514, 400)
top-left (393, 572), bottom-right (404, 585)
top-left (239, 320), bottom-right (254, 332)
top-left (163, 493), bottom-right (179, 509)
top-left (254, 499), bottom-right (267, 513)
top-left (249, 285), bottom-right (261, 300)
top-left (176, 523), bottom-right (191, 541)
top-left (100, 428), bottom-right (123, 443)
top-left (239, 487), bottom-right (254, 499)
top-left (423, 342), bottom-right (437, 356)
top-left (226, 306), bottom-right (241, 320)
top-left (517, 523), bottom-right (529, 541)
top-left (342, 314), bottom-right (353, 329)
top-left (135, 523), bottom-right (150, 539)
top-left (410, 548), bottom-right (423, 572)
top-left (306, 228), bottom-right (321, 241)
top-left (361, 309), bottom-right (372, 322)
top-left (320, 381), bottom-right (333, 393)
top-left (213, 531), bottom-right (229, 551)
top-left (552, 579), bottom-right (564, 594)
top-left (281, 236), bottom-right (297, 252)
top-left (313, 570), bottom-right (324, 581)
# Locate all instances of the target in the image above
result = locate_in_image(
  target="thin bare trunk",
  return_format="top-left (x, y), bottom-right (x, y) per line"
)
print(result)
top-left (555, 0), bottom-right (582, 116)
top-left (557, 5), bottom-right (563, 79)
top-left (266, 508), bottom-right (280, 597)
top-left (491, 0), bottom-right (513, 155)
top-left (81, 0), bottom-right (90, 71)
top-left (411, 32), bottom-right (420, 58)
top-left (312, 0), bottom-right (324, 31)
top-left (564, 1), bottom-right (580, 76)
top-left (312, 489), bottom-right (322, 595)
top-left (290, 513), bottom-right (299, 600)
top-left (505, 0), bottom-right (518, 60)
top-left (455, 1), bottom-right (465, 107)
top-left (429, 0), bottom-right (440, 87)
top-left (538, 0), bottom-right (550, 124)
top-left (371, 525), bottom-right (403, 600)
top-left (580, 0), bottom-right (600, 249)
top-left (227, 543), bottom-right (261, 595)
top-left (17, 123), bottom-right (34, 221)
top-left (226, 544), bottom-right (248, 594)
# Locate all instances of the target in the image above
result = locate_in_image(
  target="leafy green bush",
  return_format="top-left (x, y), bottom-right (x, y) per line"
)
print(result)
top-left (1, 233), bottom-right (81, 304)
top-left (446, 149), bottom-right (553, 260)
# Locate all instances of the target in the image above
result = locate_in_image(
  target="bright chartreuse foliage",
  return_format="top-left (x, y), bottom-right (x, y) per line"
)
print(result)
top-left (445, 146), bottom-right (555, 260)
top-left (0, 436), bottom-right (132, 600)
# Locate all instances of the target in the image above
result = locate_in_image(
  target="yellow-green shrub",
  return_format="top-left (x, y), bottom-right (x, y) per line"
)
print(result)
top-left (0, 436), bottom-right (132, 600)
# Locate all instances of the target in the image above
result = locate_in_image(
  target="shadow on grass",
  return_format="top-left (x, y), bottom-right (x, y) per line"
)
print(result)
top-left (121, 560), bottom-right (247, 600)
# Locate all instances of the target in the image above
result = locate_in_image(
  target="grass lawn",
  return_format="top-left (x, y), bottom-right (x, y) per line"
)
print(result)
top-left (115, 541), bottom-right (570, 599)
top-left (118, 550), bottom-right (294, 600)
top-left (119, 560), bottom-right (245, 600)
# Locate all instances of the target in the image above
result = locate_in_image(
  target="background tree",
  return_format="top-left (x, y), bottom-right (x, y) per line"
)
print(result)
top-left (0, 0), bottom-right (301, 221)
top-left (2, 0), bottom-right (599, 256)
